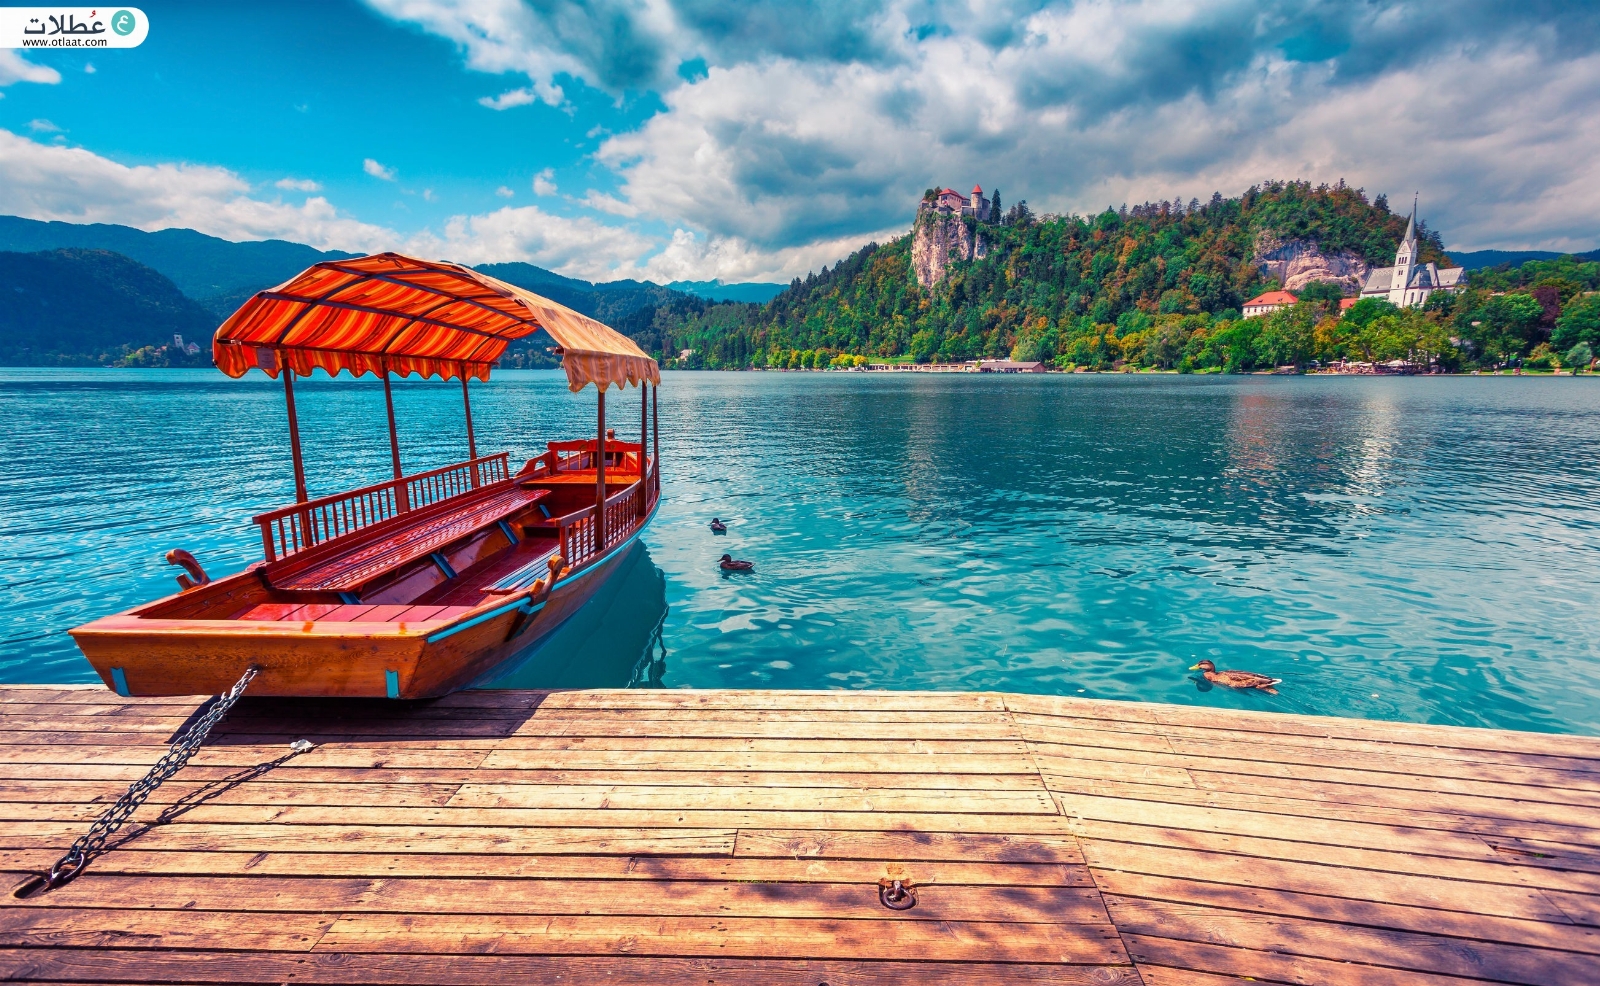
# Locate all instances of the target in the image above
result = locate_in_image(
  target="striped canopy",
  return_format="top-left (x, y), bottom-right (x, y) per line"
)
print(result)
top-left (212, 253), bottom-right (660, 391)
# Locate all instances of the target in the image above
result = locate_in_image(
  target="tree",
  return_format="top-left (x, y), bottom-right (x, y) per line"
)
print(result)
top-left (1568, 341), bottom-right (1593, 372)
top-left (990, 189), bottom-right (1002, 223)
top-left (1553, 293), bottom-right (1600, 351)
top-left (1297, 280), bottom-right (1345, 309)
top-left (1343, 298), bottom-right (1399, 329)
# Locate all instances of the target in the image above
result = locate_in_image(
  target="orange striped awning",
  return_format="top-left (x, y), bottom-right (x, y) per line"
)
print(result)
top-left (212, 253), bottom-right (660, 391)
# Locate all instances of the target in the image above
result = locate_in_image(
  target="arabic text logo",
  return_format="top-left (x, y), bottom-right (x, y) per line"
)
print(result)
top-left (111, 10), bottom-right (136, 36)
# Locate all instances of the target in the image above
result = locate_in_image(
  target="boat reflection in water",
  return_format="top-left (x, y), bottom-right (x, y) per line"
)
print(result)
top-left (474, 541), bottom-right (668, 690)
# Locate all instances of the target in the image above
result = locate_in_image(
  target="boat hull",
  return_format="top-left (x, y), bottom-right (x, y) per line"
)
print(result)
top-left (70, 509), bottom-right (653, 699)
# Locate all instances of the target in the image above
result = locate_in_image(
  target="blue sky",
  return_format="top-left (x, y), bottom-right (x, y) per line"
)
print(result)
top-left (1, 1), bottom-right (1597, 282)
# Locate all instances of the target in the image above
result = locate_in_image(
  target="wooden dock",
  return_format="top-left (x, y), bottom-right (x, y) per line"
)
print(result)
top-left (0, 686), bottom-right (1595, 984)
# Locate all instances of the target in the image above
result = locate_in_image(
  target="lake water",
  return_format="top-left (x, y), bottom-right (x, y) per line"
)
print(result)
top-left (2, 368), bottom-right (1598, 734)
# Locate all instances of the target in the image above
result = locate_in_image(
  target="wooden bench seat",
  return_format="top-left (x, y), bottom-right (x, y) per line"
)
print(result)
top-left (238, 602), bottom-right (476, 623)
top-left (266, 486), bottom-right (549, 594)
top-left (482, 543), bottom-right (562, 595)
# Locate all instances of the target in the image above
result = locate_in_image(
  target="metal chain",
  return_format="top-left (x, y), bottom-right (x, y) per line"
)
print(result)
top-left (45, 664), bottom-right (260, 888)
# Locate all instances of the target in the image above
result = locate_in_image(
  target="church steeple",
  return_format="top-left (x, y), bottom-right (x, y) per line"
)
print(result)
top-left (1396, 194), bottom-right (1417, 268)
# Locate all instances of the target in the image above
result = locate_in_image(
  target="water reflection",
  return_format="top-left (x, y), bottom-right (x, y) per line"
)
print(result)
top-left (476, 542), bottom-right (669, 690)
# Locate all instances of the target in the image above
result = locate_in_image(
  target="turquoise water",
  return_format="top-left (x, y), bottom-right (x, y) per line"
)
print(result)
top-left (2, 368), bottom-right (1598, 734)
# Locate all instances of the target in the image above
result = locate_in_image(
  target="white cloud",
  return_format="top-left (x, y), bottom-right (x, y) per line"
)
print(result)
top-left (368, 0), bottom-right (1600, 273)
top-left (479, 87), bottom-right (539, 110)
top-left (0, 129), bottom-right (396, 252)
top-left (84, 63), bottom-right (96, 75)
top-left (401, 204), bottom-right (657, 281)
top-left (423, 188), bottom-right (435, 201)
top-left (363, 157), bottom-right (396, 181)
top-left (274, 177), bottom-right (322, 192)
top-left (580, 189), bottom-right (637, 217)
top-left (0, 51), bottom-right (60, 87)
top-left (0, 128), bottom-right (686, 281)
top-left (532, 167), bottom-right (557, 196)
top-left (26, 118), bottom-right (61, 133)
top-left (496, 185), bottom-right (515, 197)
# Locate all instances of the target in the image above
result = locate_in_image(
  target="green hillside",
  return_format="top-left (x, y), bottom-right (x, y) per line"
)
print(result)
top-left (651, 181), bottom-right (1468, 370)
top-left (0, 249), bottom-right (216, 366)
top-left (0, 216), bottom-right (355, 318)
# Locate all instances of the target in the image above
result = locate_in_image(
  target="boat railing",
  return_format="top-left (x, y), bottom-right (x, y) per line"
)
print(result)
top-left (527, 439), bottom-right (644, 478)
top-left (255, 453), bottom-right (511, 562)
top-left (556, 459), bottom-right (656, 569)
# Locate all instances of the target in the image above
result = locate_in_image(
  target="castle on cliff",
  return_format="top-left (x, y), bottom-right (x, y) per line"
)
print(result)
top-left (922, 184), bottom-right (993, 222)
top-left (912, 183), bottom-right (992, 288)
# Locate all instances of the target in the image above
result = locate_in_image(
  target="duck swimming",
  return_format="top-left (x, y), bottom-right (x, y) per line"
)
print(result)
top-left (719, 553), bottom-right (754, 571)
top-left (1189, 660), bottom-right (1282, 695)
top-left (709, 518), bottom-right (727, 533)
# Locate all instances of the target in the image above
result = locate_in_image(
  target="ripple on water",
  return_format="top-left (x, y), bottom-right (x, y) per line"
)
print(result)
top-left (2, 369), bottom-right (1598, 734)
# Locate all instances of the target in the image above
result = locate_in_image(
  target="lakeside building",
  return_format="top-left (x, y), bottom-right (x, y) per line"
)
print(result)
top-left (976, 360), bottom-right (1047, 373)
top-left (1359, 203), bottom-right (1466, 308)
top-left (1242, 290), bottom-right (1298, 317)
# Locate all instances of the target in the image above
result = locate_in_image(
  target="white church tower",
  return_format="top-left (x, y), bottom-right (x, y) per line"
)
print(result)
top-left (1358, 195), bottom-right (1465, 308)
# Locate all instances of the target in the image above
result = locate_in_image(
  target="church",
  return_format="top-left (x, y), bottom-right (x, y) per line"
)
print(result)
top-left (1358, 202), bottom-right (1466, 307)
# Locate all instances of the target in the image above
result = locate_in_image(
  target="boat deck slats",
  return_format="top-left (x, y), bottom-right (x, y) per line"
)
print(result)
top-left (0, 687), bottom-right (1593, 984)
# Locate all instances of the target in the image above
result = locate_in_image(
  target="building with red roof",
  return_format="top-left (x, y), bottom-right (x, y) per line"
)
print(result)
top-left (924, 183), bottom-right (993, 221)
top-left (1242, 290), bottom-right (1299, 318)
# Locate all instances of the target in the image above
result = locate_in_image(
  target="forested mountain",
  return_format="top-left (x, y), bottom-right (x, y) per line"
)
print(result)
top-left (0, 217), bottom-right (355, 318)
top-left (0, 219), bottom-right (721, 369)
top-left (0, 249), bottom-right (216, 366)
top-left (648, 181), bottom-right (1599, 373)
top-left (648, 181), bottom-right (1450, 368)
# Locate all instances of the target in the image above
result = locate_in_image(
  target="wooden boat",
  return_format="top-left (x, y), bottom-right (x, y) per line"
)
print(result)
top-left (69, 254), bottom-right (662, 698)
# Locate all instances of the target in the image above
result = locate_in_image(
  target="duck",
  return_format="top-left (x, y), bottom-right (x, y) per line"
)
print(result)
top-left (709, 517), bottom-right (728, 534)
top-left (719, 554), bottom-right (754, 571)
top-left (1188, 660), bottom-right (1282, 695)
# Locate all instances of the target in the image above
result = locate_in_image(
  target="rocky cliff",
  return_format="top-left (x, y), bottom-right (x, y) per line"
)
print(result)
top-left (911, 211), bottom-right (987, 289)
top-left (1253, 233), bottom-right (1370, 295)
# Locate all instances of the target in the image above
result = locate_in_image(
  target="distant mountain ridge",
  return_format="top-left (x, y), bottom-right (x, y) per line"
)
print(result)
top-left (1449, 248), bottom-right (1600, 270)
top-left (0, 216), bottom-right (763, 367)
top-left (0, 248), bottom-right (216, 366)
top-left (0, 216), bottom-right (356, 318)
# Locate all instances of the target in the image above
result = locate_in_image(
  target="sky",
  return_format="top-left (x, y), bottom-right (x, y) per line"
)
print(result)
top-left (0, 0), bottom-right (1597, 284)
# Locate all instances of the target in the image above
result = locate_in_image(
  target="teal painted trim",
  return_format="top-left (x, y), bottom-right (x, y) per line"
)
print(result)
top-left (110, 667), bottom-right (129, 697)
top-left (497, 520), bottom-right (519, 544)
top-left (424, 597), bottom-right (546, 644)
top-left (430, 552), bottom-right (457, 579)
top-left (338, 591), bottom-right (361, 604)
top-left (422, 498), bottom-right (657, 645)
top-left (385, 669), bottom-right (399, 699)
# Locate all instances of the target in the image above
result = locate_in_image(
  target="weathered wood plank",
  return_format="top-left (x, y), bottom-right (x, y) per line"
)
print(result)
top-left (1070, 817), bottom-right (1600, 894)
top-left (0, 850), bottom-right (1094, 886)
top-left (1107, 896), bottom-right (1593, 984)
top-left (733, 829), bottom-right (1086, 863)
top-left (0, 950), bottom-right (1145, 985)
top-left (9, 875), bottom-right (1111, 924)
top-left (1094, 871), bottom-right (1600, 953)
top-left (1032, 741), bottom-right (1600, 802)
top-left (313, 913), bottom-right (1130, 963)
top-left (1079, 840), bottom-right (1573, 923)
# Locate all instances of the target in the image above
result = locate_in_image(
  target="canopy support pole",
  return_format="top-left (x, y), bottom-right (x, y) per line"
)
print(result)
top-left (382, 364), bottom-right (409, 512)
top-left (651, 382), bottom-right (659, 507)
top-left (638, 383), bottom-right (649, 517)
top-left (595, 388), bottom-right (607, 550)
top-left (461, 367), bottom-right (478, 488)
top-left (283, 369), bottom-right (308, 505)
